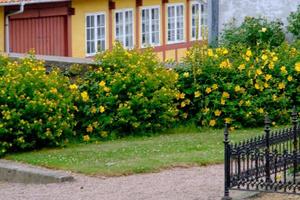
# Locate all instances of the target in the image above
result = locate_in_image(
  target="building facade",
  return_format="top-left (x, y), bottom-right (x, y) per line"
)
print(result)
top-left (0, 0), bottom-right (208, 61)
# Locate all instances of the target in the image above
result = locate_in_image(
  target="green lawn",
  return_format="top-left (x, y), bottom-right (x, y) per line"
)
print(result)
top-left (5, 127), bottom-right (263, 176)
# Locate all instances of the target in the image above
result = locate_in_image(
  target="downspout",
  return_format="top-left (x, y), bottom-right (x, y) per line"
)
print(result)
top-left (5, 1), bottom-right (25, 54)
top-left (208, 0), bottom-right (219, 47)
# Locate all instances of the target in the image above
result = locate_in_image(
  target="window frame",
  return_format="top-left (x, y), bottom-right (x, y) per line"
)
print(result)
top-left (114, 8), bottom-right (135, 49)
top-left (166, 3), bottom-right (185, 45)
top-left (140, 5), bottom-right (161, 48)
top-left (190, 0), bottom-right (208, 41)
top-left (85, 12), bottom-right (107, 57)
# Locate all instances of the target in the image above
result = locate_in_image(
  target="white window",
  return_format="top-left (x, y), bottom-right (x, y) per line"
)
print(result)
top-left (191, 1), bottom-right (208, 40)
top-left (86, 13), bottom-right (106, 56)
top-left (167, 4), bottom-right (184, 44)
top-left (115, 9), bottom-right (134, 48)
top-left (141, 6), bottom-right (160, 47)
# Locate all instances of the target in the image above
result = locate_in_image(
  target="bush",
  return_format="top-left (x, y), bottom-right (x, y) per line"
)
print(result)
top-left (0, 55), bottom-right (75, 156)
top-left (220, 17), bottom-right (285, 49)
top-left (74, 43), bottom-right (179, 138)
top-left (176, 43), bottom-right (300, 129)
top-left (288, 5), bottom-right (300, 40)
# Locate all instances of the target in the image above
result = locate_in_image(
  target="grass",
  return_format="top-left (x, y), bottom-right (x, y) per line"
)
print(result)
top-left (5, 127), bottom-right (264, 176)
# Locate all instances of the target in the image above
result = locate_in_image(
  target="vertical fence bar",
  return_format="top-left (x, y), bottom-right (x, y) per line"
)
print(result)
top-left (222, 123), bottom-right (232, 200)
top-left (292, 106), bottom-right (298, 191)
top-left (264, 115), bottom-right (271, 188)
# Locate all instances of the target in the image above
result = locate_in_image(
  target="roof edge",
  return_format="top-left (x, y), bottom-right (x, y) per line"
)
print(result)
top-left (0, 0), bottom-right (70, 6)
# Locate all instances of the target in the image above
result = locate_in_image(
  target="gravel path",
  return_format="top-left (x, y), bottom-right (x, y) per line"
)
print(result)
top-left (0, 164), bottom-right (299, 200)
top-left (0, 165), bottom-right (228, 200)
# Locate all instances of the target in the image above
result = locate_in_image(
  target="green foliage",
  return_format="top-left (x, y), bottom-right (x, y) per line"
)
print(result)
top-left (0, 55), bottom-right (75, 156)
top-left (177, 43), bottom-right (300, 129)
top-left (220, 17), bottom-right (285, 49)
top-left (74, 43), bottom-right (179, 138)
top-left (288, 5), bottom-right (300, 40)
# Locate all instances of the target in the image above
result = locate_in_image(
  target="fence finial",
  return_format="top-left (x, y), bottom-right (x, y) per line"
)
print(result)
top-left (224, 123), bottom-right (229, 142)
top-left (264, 114), bottom-right (271, 132)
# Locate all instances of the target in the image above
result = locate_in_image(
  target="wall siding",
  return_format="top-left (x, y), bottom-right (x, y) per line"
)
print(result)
top-left (219, 0), bottom-right (300, 35)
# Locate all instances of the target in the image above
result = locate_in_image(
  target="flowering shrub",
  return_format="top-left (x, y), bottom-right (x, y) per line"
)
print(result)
top-left (74, 43), bottom-right (179, 138)
top-left (177, 42), bottom-right (300, 129)
top-left (288, 5), bottom-right (300, 40)
top-left (0, 55), bottom-right (75, 156)
top-left (220, 17), bottom-right (285, 49)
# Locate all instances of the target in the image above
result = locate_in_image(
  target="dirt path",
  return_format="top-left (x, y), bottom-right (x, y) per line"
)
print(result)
top-left (0, 164), bottom-right (299, 200)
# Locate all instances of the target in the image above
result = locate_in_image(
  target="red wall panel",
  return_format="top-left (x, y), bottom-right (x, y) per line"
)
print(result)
top-left (10, 15), bottom-right (67, 56)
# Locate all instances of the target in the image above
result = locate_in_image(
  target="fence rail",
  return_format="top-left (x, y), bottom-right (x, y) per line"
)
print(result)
top-left (222, 107), bottom-right (300, 200)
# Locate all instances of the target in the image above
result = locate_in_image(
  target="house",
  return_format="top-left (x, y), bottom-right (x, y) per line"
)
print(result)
top-left (0, 0), bottom-right (209, 61)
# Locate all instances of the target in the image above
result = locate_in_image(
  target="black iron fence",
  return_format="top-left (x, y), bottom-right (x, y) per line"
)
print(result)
top-left (222, 107), bottom-right (300, 200)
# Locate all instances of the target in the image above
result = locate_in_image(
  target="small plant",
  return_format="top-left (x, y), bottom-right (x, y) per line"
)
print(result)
top-left (220, 17), bottom-right (285, 49)
top-left (288, 5), bottom-right (300, 40)
top-left (177, 42), bottom-right (300, 129)
top-left (74, 43), bottom-right (179, 138)
top-left (0, 55), bottom-right (75, 156)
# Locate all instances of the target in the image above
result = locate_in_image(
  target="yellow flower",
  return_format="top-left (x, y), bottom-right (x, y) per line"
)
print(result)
top-left (212, 84), bottom-right (219, 90)
top-left (255, 83), bottom-right (260, 90)
top-left (209, 120), bottom-right (216, 127)
top-left (225, 118), bottom-right (232, 124)
top-left (280, 66), bottom-right (287, 74)
top-left (205, 87), bottom-right (212, 94)
top-left (178, 93), bottom-right (185, 99)
top-left (86, 125), bottom-right (93, 133)
top-left (99, 80), bottom-right (106, 87)
top-left (265, 74), bottom-right (272, 81)
top-left (183, 72), bottom-right (190, 78)
top-left (214, 110), bottom-right (222, 117)
top-left (181, 102), bottom-right (186, 108)
top-left (256, 69), bottom-right (263, 76)
top-left (234, 85), bottom-right (241, 92)
top-left (100, 131), bottom-right (108, 138)
top-left (268, 62), bottom-right (274, 69)
top-left (261, 54), bottom-right (268, 61)
top-left (258, 108), bottom-right (264, 114)
top-left (221, 99), bottom-right (226, 105)
top-left (203, 107), bottom-right (210, 114)
top-left (50, 88), bottom-right (57, 94)
top-left (246, 50), bottom-right (252, 57)
top-left (99, 106), bottom-right (105, 113)
top-left (104, 87), bottom-right (111, 92)
top-left (238, 64), bottom-right (246, 71)
top-left (272, 56), bottom-right (278, 62)
top-left (222, 92), bottom-right (230, 99)
top-left (69, 84), bottom-right (78, 90)
top-left (288, 75), bottom-right (293, 82)
top-left (223, 49), bottom-right (229, 55)
top-left (295, 62), bottom-right (300, 72)
top-left (91, 106), bottom-right (97, 114)
top-left (245, 100), bottom-right (251, 106)
top-left (278, 82), bottom-right (285, 90)
top-left (208, 49), bottom-right (214, 57)
top-left (194, 91), bottom-right (201, 98)
top-left (83, 135), bottom-right (90, 142)
top-left (264, 82), bottom-right (269, 88)
top-left (81, 91), bottom-right (89, 102)
top-left (239, 100), bottom-right (244, 106)
top-left (261, 27), bottom-right (267, 32)
top-left (219, 59), bottom-right (232, 69)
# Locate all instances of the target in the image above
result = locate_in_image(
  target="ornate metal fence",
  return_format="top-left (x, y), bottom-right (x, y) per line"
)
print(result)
top-left (222, 107), bottom-right (300, 200)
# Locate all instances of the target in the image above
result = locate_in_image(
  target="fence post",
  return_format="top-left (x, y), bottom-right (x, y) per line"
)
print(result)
top-left (264, 115), bottom-right (271, 187)
top-left (292, 106), bottom-right (298, 188)
top-left (222, 123), bottom-right (232, 200)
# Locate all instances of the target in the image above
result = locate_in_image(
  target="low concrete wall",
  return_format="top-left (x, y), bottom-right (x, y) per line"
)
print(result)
top-left (219, 0), bottom-right (300, 33)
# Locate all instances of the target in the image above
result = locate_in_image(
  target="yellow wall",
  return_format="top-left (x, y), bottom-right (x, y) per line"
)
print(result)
top-left (0, 7), bottom-right (5, 53)
top-left (71, 0), bottom-right (109, 58)
top-left (71, 0), bottom-right (190, 61)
